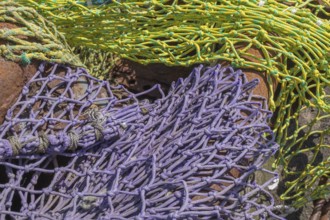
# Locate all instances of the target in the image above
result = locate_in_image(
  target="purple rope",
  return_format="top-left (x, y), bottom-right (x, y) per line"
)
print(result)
top-left (0, 62), bottom-right (283, 219)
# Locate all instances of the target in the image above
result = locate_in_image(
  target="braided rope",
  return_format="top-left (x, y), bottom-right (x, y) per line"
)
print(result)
top-left (73, 46), bottom-right (119, 80)
top-left (0, 2), bottom-right (83, 66)
top-left (16, 0), bottom-right (330, 207)
top-left (278, 0), bottom-right (330, 18)
top-left (15, 1), bottom-right (330, 109)
top-left (0, 63), bottom-right (282, 219)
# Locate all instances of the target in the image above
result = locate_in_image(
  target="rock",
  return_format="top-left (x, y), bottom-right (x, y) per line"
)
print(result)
top-left (0, 21), bottom-right (39, 124)
top-left (0, 60), bottom-right (40, 124)
top-left (0, 22), bottom-right (41, 124)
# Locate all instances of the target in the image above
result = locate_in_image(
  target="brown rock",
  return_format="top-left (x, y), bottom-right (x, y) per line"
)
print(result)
top-left (0, 60), bottom-right (40, 124)
top-left (236, 45), bottom-right (278, 101)
top-left (0, 22), bottom-right (41, 124)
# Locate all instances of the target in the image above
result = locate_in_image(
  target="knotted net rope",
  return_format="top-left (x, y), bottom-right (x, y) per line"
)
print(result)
top-left (0, 1), bottom-right (82, 66)
top-left (277, 0), bottom-right (330, 18)
top-left (0, 63), bottom-right (281, 219)
top-left (17, 0), bottom-right (330, 207)
top-left (73, 46), bottom-right (119, 80)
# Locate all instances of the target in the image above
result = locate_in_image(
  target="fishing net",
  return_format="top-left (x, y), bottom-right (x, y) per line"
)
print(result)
top-left (16, 0), bottom-right (330, 207)
top-left (73, 46), bottom-right (119, 80)
top-left (277, 0), bottom-right (330, 18)
top-left (0, 1), bottom-right (82, 66)
top-left (0, 63), bottom-right (281, 219)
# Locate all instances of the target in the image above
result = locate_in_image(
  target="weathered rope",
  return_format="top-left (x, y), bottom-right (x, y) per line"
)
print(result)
top-left (0, 1), bottom-right (82, 66)
top-left (15, 1), bottom-right (330, 110)
top-left (16, 0), bottom-right (330, 207)
top-left (0, 63), bottom-right (282, 219)
top-left (277, 0), bottom-right (330, 18)
top-left (73, 46), bottom-right (119, 80)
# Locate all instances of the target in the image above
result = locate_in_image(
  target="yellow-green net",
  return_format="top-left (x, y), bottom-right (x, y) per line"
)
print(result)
top-left (13, 0), bottom-right (330, 208)
top-left (278, 0), bottom-right (330, 18)
top-left (0, 1), bottom-right (82, 66)
top-left (73, 46), bottom-right (119, 80)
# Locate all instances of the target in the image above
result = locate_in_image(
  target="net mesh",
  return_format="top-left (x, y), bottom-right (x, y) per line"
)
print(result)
top-left (0, 1), bottom-right (82, 67)
top-left (16, 0), bottom-right (330, 207)
top-left (0, 63), bottom-right (281, 219)
top-left (277, 0), bottom-right (330, 18)
top-left (73, 46), bottom-right (119, 80)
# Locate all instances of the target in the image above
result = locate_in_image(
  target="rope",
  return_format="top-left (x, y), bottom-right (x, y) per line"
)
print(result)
top-left (0, 2), bottom-right (83, 66)
top-left (73, 46), bottom-right (119, 80)
top-left (278, 0), bottom-right (330, 18)
top-left (8, 0), bottom-right (330, 207)
top-left (0, 63), bottom-right (282, 219)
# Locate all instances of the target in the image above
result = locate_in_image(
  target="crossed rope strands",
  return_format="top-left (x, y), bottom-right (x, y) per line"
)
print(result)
top-left (15, 0), bottom-right (330, 111)
top-left (15, 0), bottom-right (330, 206)
top-left (0, 62), bottom-right (147, 156)
top-left (73, 46), bottom-right (120, 80)
top-left (277, 0), bottom-right (330, 18)
top-left (0, 1), bottom-right (82, 66)
top-left (0, 63), bottom-right (281, 219)
top-left (17, 0), bottom-right (330, 19)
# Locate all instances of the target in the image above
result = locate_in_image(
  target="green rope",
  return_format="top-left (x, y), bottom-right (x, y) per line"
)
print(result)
top-left (0, 1), bottom-right (82, 66)
top-left (73, 46), bottom-right (119, 80)
top-left (277, 0), bottom-right (330, 18)
top-left (14, 0), bottom-right (330, 207)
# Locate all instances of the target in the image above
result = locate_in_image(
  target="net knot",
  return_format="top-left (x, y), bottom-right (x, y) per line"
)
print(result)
top-left (107, 191), bottom-right (115, 197)
top-left (68, 131), bottom-right (80, 151)
top-left (8, 136), bottom-right (22, 155)
top-left (20, 53), bottom-right (31, 66)
top-left (22, 86), bottom-right (29, 95)
top-left (169, 211), bottom-right (179, 219)
top-left (239, 195), bottom-right (247, 204)
top-left (208, 191), bottom-right (217, 199)
top-left (203, 177), bottom-right (212, 184)
top-left (183, 150), bottom-right (193, 156)
top-left (141, 185), bottom-right (151, 192)
top-left (234, 178), bottom-right (242, 186)
top-left (37, 132), bottom-right (49, 153)
top-left (42, 188), bottom-right (51, 195)
top-left (0, 139), bottom-right (12, 157)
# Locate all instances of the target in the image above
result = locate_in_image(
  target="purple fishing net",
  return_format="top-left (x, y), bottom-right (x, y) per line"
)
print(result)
top-left (0, 63), bottom-right (282, 219)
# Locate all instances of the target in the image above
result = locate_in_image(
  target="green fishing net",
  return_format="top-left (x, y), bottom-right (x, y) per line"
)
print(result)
top-left (278, 0), bottom-right (330, 18)
top-left (0, 1), bottom-right (82, 66)
top-left (8, 0), bottom-right (330, 208)
top-left (73, 46), bottom-right (118, 80)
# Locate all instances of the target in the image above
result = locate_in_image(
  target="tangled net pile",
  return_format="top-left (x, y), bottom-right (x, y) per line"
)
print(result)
top-left (0, 63), bottom-right (281, 219)
top-left (0, 1), bottom-right (82, 66)
top-left (16, 0), bottom-right (330, 207)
